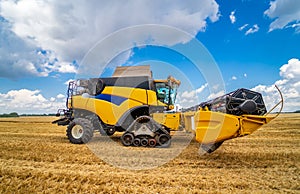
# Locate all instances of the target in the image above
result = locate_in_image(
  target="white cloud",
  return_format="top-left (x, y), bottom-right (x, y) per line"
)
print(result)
top-left (0, 89), bottom-right (65, 114)
top-left (0, 0), bottom-right (220, 79)
top-left (244, 73), bottom-right (247, 78)
top-left (181, 83), bottom-right (208, 99)
top-left (264, 0), bottom-right (300, 32)
top-left (245, 24), bottom-right (259, 35)
top-left (231, 76), bottom-right (237, 80)
top-left (56, 94), bottom-right (65, 99)
top-left (181, 91), bottom-right (196, 99)
top-left (279, 58), bottom-right (300, 79)
top-left (52, 62), bottom-right (77, 74)
top-left (207, 90), bottom-right (225, 100)
top-left (285, 23), bottom-right (300, 33)
top-left (64, 79), bottom-right (75, 85)
top-left (239, 24), bottom-right (259, 35)
top-left (177, 83), bottom-right (208, 107)
top-left (0, 18), bottom-right (77, 79)
top-left (106, 49), bottom-right (135, 69)
top-left (252, 58), bottom-right (300, 112)
top-left (239, 24), bottom-right (248, 31)
top-left (229, 10), bottom-right (236, 24)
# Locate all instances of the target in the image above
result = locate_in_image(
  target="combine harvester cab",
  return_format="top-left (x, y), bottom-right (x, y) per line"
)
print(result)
top-left (53, 65), bottom-right (181, 147)
top-left (184, 86), bottom-right (283, 153)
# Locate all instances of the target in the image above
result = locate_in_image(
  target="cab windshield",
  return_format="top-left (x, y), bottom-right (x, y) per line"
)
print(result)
top-left (155, 82), bottom-right (178, 106)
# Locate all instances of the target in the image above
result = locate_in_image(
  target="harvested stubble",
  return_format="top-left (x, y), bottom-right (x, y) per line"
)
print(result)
top-left (0, 114), bottom-right (299, 193)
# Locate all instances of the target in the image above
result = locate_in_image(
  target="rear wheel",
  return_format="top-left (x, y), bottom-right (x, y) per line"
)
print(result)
top-left (66, 118), bottom-right (94, 144)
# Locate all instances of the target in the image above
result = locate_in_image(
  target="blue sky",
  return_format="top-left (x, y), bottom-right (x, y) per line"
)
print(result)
top-left (0, 0), bottom-right (299, 114)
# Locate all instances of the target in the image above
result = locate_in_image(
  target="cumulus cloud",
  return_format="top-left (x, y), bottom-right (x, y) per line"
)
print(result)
top-left (181, 83), bottom-right (208, 99)
top-left (56, 94), bottom-right (65, 99)
top-left (177, 83), bottom-right (208, 107)
top-left (264, 0), bottom-right (300, 32)
top-left (229, 10), bottom-right (236, 24)
top-left (0, 89), bottom-right (65, 114)
top-left (0, 0), bottom-right (220, 79)
top-left (231, 76), bottom-right (237, 80)
top-left (252, 58), bottom-right (300, 112)
top-left (206, 90), bottom-right (225, 100)
top-left (245, 24), bottom-right (259, 35)
top-left (0, 17), bottom-right (77, 79)
top-left (280, 58), bottom-right (300, 79)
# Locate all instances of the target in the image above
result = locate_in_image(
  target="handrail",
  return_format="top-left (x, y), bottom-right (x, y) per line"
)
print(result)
top-left (265, 85), bottom-right (284, 118)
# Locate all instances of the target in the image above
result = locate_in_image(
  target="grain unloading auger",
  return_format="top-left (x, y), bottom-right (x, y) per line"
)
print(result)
top-left (183, 85), bottom-right (283, 153)
top-left (53, 65), bottom-right (283, 153)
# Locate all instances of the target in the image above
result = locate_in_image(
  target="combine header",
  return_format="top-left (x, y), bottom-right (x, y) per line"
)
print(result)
top-left (183, 86), bottom-right (283, 153)
top-left (53, 65), bottom-right (283, 153)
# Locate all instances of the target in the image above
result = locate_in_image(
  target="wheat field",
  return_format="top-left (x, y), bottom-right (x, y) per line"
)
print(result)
top-left (0, 114), bottom-right (299, 193)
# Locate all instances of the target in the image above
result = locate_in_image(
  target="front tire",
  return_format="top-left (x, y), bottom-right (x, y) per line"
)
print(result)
top-left (66, 118), bottom-right (94, 144)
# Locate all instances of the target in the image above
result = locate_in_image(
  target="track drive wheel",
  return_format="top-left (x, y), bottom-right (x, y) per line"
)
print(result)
top-left (66, 118), bottom-right (94, 144)
top-left (121, 132), bottom-right (134, 146)
top-left (156, 134), bottom-right (171, 148)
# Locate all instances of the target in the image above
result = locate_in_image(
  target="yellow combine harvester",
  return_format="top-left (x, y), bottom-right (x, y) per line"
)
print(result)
top-left (53, 65), bottom-right (283, 152)
top-left (53, 65), bottom-right (181, 147)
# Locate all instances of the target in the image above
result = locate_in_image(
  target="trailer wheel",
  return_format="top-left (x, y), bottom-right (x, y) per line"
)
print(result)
top-left (66, 118), bottom-right (93, 144)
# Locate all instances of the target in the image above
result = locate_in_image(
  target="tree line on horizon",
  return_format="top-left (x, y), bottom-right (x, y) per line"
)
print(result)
top-left (0, 110), bottom-right (300, 118)
top-left (0, 112), bottom-right (56, 117)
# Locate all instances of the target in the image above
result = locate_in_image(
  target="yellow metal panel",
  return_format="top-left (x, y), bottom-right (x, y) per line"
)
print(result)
top-left (194, 110), bottom-right (240, 144)
top-left (147, 90), bottom-right (159, 106)
top-left (72, 95), bottom-right (97, 114)
top-left (96, 99), bottom-right (143, 125)
top-left (239, 115), bottom-right (275, 136)
top-left (72, 95), bottom-right (143, 125)
top-left (152, 112), bottom-right (181, 130)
